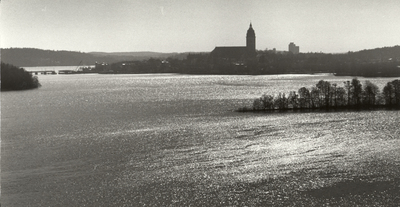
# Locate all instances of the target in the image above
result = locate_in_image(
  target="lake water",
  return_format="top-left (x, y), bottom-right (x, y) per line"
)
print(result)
top-left (2, 73), bottom-right (400, 206)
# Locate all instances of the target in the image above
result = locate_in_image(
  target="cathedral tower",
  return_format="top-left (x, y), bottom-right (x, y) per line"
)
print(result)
top-left (246, 23), bottom-right (256, 55)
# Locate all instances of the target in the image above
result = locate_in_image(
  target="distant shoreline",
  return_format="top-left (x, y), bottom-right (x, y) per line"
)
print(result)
top-left (16, 65), bottom-right (400, 77)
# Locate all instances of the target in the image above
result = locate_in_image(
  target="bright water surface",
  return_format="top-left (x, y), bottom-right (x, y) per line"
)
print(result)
top-left (2, 74), bottom-right (400, 206)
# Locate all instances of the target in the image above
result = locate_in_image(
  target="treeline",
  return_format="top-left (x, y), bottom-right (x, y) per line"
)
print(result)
top-left (256, 47), bottom-right (400, 76)
top-left (1, 62), bottom-right (41, 91)
top-left (238, 79), bottom-right (400, 112)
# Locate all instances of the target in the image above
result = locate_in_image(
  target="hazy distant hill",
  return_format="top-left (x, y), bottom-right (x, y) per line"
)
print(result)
top-left (347, 46), bottom-right (400, 62)
top-left (1, 48), bottom-right (113, 67)
top-left (1, 48), bottom-right (189, 67)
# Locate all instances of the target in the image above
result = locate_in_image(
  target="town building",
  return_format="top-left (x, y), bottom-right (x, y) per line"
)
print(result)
top-left (288, 42), bottom-right (300, 54)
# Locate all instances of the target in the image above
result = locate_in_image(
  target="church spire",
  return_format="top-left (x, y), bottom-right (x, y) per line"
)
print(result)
top-left (246, 23), bottom-right (256, 56)
top-left (246, 23), bottom-right (255, 38)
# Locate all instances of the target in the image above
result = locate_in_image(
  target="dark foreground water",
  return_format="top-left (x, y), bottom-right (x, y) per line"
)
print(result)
top-left (2, 74), bottom-right (399, 206)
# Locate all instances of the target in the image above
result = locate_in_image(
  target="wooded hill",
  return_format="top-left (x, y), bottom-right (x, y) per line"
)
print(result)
top-left (1, 48), bottom-right (187, 67)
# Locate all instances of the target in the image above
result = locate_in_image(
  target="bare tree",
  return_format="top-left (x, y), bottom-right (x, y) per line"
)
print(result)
top-left (274, 93), bottom-right (288, 110)
top-left (392, 80), bottom-right (400, 106)
top-left (261, 94), bottom-right (274, 110)
top-left (362, 80), bottom-right (379, 106)
top-left (310, 87), bottom-right (320, 108)
top-left (383, 82), bottom-right (394, 106)
top-left (298, 87), bottom-right (311, 109)
top-left (350, 78), bottom-right (363, 106)
top-left (288, 91), bottom-right (299, 109)
top-left (316, 80), bottom-right (332, 108)
top-left (335, 86), bottom-right (347, 107)
top-left (344, 80), bottom-right (351, 106)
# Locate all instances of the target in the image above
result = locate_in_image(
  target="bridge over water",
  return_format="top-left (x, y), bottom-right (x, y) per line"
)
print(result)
top-left (25, 65), bottom-right (95, 75)
top-left (28, 69), bottom-right (92, 75)
top-left (28, 70), bottom-right (58, 75)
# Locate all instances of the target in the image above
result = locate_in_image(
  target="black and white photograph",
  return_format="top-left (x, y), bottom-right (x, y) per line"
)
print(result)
top-left (1, 0), bottom-right (400, 206)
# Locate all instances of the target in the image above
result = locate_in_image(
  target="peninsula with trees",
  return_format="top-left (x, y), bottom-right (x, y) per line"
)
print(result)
top-left (238, 78), bottom-right (400, 112)
top-left (1, 62), bottom-right (41, 91)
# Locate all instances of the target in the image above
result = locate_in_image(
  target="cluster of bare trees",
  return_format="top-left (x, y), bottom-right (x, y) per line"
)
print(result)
top-left (248, 79), bottom-right (400, 111)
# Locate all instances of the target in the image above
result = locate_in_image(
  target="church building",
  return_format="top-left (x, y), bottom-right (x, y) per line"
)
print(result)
top-left (210, 23), bottom-right (256, 61)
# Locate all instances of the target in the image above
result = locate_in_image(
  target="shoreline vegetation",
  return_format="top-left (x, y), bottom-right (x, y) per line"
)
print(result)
top-left (1, 62), bottom-right (41, 91)
top-left (96, 45), bottom-right (400, 77)
top-left (237, 78), bottom-right (400, 113)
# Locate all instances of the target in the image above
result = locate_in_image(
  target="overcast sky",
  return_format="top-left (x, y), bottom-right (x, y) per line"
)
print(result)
top-left (1, 0), bottom-right (399, 53)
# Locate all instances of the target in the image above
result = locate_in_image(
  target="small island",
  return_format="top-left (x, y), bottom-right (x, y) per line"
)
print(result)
top-left (238, 78), bottom-right (400, 112)
top-left (1, 62), bottom-right (41, 91)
